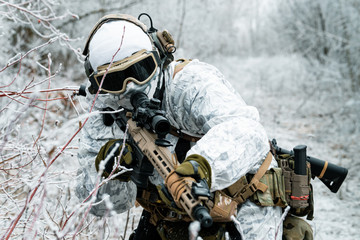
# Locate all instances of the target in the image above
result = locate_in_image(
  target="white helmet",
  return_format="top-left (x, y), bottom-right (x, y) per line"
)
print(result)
top-left (83, 14), bottom-right (175, 95)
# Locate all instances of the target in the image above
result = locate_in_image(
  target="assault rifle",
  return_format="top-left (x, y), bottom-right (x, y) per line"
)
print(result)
top-left (109, 91), bottom-right (213, 227)
top-left (271, 139), bottom-right (348, 193)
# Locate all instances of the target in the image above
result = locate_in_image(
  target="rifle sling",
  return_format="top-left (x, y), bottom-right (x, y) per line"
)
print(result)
top-left (231, 152), bottom-right (273, 204)
top-left (169, 126), bottom-right (201, 142)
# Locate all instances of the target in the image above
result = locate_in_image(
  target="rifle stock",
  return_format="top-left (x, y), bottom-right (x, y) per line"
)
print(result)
top-left (271, 139), bottom-right (348, 193)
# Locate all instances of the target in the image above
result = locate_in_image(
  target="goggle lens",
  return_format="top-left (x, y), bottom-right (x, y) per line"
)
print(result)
top-left (94, 51), bottom-right (158, 93)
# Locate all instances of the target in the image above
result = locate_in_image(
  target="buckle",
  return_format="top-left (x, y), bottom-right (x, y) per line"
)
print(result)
top-left (167, 211), bottom-right (177, 218)
top-left (249, 182), bottom-right (258, 193)
top-left (237, 182), bottom-right (258, 203)
top-left (176, 129), bottom-right (184, 138)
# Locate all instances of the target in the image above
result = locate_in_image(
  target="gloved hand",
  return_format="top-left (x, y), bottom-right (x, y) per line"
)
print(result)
top-left (175, 154), bottom-right (212, 188)
top-left (95, 139), bottom-right (133, 180)
top-left (283, 215), bottom-right (314, 240)
top-left (160, 154), bottom-right (212, 209)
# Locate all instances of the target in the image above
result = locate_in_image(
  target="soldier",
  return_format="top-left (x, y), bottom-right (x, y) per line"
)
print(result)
top-left (75, 14), bottom-right (313, 240)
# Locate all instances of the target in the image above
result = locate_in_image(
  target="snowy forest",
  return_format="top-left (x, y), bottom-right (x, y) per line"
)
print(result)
top-left (0, 0), bottom-right (359, 239)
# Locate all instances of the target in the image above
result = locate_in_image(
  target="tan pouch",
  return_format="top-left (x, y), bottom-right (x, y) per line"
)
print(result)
top-left (209, 191), bottom-right (238, 222)
top-left (251, 167), bottom-right (288, 207)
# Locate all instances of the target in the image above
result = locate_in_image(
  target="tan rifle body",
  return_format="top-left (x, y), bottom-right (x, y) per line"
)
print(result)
top-left (127, 118), bottom-right (210, 222)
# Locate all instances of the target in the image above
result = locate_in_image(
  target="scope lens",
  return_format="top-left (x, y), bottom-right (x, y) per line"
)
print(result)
top-left (130, 91), bottom-right (149, 108)
top-left (152, 115), bottom-right (170, 135)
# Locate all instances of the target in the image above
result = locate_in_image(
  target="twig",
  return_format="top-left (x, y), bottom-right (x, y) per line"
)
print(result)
top-left (275, 206), bottom-right (290, 239)
top-left (0, 97), bottom-right (37, 153)
top-left (33, 53), bottom-right (52, 147)
top-left (0, 38), bottom-right (58, 74)
top-left (60, 2), bottom-right (141, 27)
top-left (0, 87), bottom-right (79, 97)
top-left (123, 210), bottom-right (130, 240)
top-left (61, 25), bottom-right (127, 239)
top-left (27, 179), bottom-right (47, 237)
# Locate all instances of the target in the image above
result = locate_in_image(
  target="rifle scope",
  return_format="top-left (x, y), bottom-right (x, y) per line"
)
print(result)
top-left (130, 91), bottom-right (171, 138)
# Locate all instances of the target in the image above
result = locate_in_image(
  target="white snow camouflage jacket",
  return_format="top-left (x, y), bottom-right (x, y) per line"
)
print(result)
top-left (75, 59), bottom-right (283, 239)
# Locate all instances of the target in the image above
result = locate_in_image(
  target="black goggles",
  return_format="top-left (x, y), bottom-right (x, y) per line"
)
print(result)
top-left (92, 50), bottom-right (160, 94)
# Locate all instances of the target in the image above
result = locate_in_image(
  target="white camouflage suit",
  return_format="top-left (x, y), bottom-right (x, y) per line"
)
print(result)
top-left (75, 18), bottom-right (283, 240)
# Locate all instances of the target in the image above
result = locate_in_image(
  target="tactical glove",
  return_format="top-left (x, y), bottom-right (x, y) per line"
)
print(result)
top-left (95, 139), bottom-right (133, 181)
top-left (175, 154), bottom-right (212, 188)
top-left (160, 154), bottom-right (212, 209)
top-left (283, 215), bottom-right (314, 240)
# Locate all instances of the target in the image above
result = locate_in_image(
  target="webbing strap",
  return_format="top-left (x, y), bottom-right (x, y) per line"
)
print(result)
top-left (169, 126), bottom-right (201, 142)
top-left (233, 152), bottom-right (273, 204)
top-left (173, 59), bottom-right (191, 78)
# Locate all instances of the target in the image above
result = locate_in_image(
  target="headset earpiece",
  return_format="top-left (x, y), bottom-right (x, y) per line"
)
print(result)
top-left (138, 13), bottom-right (176, 68)
top-left (156, 30), bottom-right (176, 54)
top-left (151, 30), bottom-right (175, 68)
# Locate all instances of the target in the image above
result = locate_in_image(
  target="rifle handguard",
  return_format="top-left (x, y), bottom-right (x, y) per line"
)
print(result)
top-left (165, 171), bottom-right (213, 227)
top-left (127, 118), bottom-right (213, 227)
top-left (165, 170), bottom-right (197, 209)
